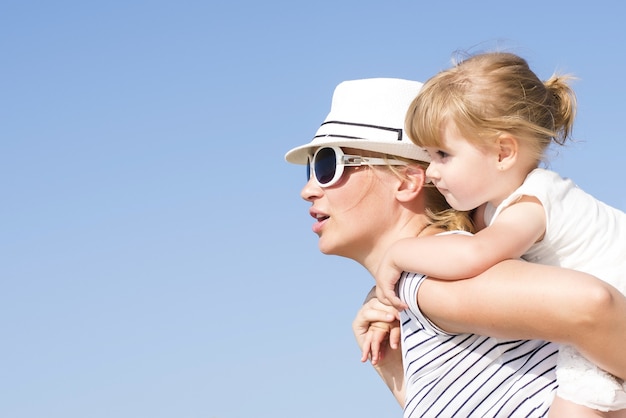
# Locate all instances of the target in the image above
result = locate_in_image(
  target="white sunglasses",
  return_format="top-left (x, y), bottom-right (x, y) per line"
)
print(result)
top-left (307, 146), bottom-right (406, 188)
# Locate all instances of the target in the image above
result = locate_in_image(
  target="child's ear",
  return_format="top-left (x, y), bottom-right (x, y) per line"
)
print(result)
top-left (396, 165), bottom-right (426, 202)
top-left (496, 134), bottom-right (519, 170)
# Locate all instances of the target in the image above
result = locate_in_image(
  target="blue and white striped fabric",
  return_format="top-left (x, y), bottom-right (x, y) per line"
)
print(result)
top-left (399, 271), bottom-right (558, 417)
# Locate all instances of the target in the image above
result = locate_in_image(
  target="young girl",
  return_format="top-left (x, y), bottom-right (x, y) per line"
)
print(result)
top-left (374, 52), bottom-right (626, 416)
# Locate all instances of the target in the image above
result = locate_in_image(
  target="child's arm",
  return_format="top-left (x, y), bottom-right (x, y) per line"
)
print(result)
top-left (376, 196), bottom-right (545, 309)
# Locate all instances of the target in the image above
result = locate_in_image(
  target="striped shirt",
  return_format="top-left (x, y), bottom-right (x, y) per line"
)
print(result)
top-left (399, 271), bottom-right (558, 417)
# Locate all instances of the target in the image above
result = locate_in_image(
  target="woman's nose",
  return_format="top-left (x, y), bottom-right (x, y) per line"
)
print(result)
top-left (300, 177), bottom-right (323, 201)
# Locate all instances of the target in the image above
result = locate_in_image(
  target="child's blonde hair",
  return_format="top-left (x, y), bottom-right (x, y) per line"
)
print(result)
top-left (406, 52), bottom-right (577, 164)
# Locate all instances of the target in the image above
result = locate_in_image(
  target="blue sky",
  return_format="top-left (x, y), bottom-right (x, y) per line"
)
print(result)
top-left (2, 1), bottom-right (625, 417)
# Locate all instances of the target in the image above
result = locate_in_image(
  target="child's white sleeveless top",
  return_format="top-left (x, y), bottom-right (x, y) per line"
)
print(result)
top-left (485, 168), bottom-right (626, 410)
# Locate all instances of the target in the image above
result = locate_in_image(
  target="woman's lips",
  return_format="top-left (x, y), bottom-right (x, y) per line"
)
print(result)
top-left (310, 209), bottom-right (329, 234)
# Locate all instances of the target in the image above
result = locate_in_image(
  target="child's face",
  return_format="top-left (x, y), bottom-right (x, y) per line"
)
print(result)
top-left (424, 122), bottom-right (501, 211)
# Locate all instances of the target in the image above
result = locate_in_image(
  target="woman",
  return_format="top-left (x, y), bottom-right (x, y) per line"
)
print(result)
top-left (285, 78), bottom-right (626, 417)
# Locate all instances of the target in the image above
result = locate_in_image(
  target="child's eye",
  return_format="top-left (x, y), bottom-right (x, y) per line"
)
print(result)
top-left (424, 148), bottom-right (450, 160)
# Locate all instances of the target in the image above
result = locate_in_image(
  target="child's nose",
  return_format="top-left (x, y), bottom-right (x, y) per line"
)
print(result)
top-left (425, 163), bottom-right (439, 181)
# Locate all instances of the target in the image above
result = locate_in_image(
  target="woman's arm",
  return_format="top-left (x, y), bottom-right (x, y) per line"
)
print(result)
top-left (352, 296), bottom-right (405, 407)
top-left (417, 259), bottom-right (626, 380)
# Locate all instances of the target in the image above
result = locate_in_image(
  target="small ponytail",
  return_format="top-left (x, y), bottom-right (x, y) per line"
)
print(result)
top-left (544, 74), bottom-right (577, 146)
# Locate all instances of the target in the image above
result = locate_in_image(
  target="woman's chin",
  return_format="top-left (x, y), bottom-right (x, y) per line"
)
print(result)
top-left (318, 243), bottom-right (335, 255)
top-left (318, 239), bottom-right (340, 256)
top-left (318, 241), bottom-right (354, 259)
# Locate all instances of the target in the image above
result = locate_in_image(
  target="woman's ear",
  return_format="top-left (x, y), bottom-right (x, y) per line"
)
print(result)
top-left (496, 134), bottom-right (518, 170)
top-left (396, 165), bottom-right (426, 202)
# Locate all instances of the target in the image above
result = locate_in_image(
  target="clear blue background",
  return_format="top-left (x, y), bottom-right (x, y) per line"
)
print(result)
top-left (2, 1), bottom-right (625, 417)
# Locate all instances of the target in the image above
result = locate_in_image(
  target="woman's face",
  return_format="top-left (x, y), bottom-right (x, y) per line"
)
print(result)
top-left (300, 148), bottom-right (398, 261)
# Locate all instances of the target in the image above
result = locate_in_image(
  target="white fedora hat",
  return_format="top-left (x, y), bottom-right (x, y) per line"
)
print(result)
top-left (284, 78), bottom-right (430, 164)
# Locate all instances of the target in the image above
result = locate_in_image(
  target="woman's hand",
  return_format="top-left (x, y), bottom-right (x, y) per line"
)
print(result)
top-left (353, 288), bottom-right (406, 406)
top-left (353, 292), bottom-right (401, 365)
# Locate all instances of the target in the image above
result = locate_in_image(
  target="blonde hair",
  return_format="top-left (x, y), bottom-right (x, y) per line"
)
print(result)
top-left (406, 52), bottom-right (577, 164)
top-left (388, 158), bottom-right (475, 233)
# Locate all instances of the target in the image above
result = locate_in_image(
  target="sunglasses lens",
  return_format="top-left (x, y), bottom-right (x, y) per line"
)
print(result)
top-left (314, 147), bottom-right (337, 185)
top-left (306, 159), bottom-right (311, 181)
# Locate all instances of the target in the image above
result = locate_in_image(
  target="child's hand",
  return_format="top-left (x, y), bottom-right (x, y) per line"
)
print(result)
top-left (375, 249), bottom-right (408, 310)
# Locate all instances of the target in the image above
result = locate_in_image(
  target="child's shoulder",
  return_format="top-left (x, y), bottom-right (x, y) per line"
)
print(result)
top-left (436, 230), bottom-right (473, 237)
top-left (526, 168), bottom-right (562, 182)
